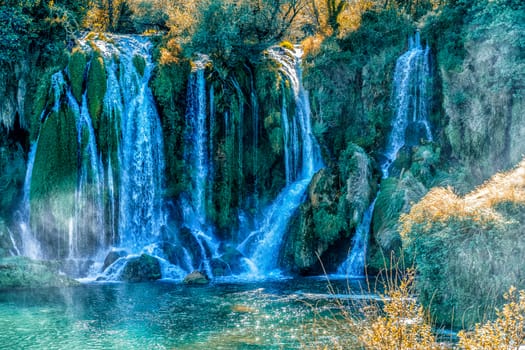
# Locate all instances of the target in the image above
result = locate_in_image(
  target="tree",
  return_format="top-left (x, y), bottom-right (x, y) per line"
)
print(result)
top-left (185, 0), bottom-right (306, 67)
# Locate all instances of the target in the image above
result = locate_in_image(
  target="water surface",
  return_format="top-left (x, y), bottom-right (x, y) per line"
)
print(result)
top-left (0, 278), bottom-right (370, 349)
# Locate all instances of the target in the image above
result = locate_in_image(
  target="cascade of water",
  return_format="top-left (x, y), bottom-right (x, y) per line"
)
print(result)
top-left (182, 62), bottom-right (220, 277)
top-left (238, 46), bottom-right (323, 276)
top-left (337, 199), bottom-right (376, 277)
top-left (66, 91), bottom-right (105, 260)
top-left (250, 76), bottom-right (259, 208)
top-left (184, 66), bottom-right (208, 226)
top-left (339, 33), bottom-right (433, 277)
top-left (107, 157), bottom-right (116, 245)
top-left (18, 140), bottom-right (43, 260)
top-left (108, 37), bottom-right (166, 252)
top-left (208, 85), bottom-right (215, 213)
top-left (381, 32), bottom-right (432, 178)
top-left (17, 71), bottom-right (65, 260)
top-left (231, 78), bottom-right (245, 205)
top-left (7, 227), bottom-right (21, 256)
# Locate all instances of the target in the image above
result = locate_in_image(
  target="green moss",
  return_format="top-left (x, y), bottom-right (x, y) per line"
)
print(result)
top-left (0, 257), bottom-right (80, 289)
top-left (151, 54), bottom-right (190, 198)
top-left (121, 254), bottom-right (161, 282)
top-left (68, 47), bottom-right (87, 103)
top-left (30, 107), bottom-right (78, 259)
top-left (133, 54), bottom-right (146, 76)
top-left (87, 51), bottom-right (107, 132)
top-left (29, 68), bottom-right (57, 141)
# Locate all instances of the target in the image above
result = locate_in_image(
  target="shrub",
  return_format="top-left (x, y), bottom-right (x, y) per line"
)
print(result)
top-left (458, 287), bottom-right (525, 350)
top-left (401, 158), bottom-right (525, 327)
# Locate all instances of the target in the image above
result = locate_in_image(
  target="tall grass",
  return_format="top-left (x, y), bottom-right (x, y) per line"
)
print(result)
top-left (400, 158), bottom-right (525, 237)
top-left (303, 269), bottom-right (525, 349)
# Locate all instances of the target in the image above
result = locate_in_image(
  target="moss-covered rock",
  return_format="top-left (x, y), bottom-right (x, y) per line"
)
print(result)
top-left (68, 47), bottom-right (87, 103)
top-left (86, 51), bottom-right (107, 132)
top-left (121, 254), bottom-right (161, 282)
top-left (133, 54), bottom-right (146, 76)
top-left (0, 143), bottom-right (25, 218)
top-left (183, 270), bottom-right (210, 285)
top-left (367, 172), bottom-right (427, 273)
top-left (282, 143), bottom-right (374, 274)
top-left (0, 256), bottom-right (79, 289)
top-left (30, 107), bottom-right (78, 259)
top-left (102, 250), bottom-right (128, 271)
top-left (151, 50), bottom-right (190, 199)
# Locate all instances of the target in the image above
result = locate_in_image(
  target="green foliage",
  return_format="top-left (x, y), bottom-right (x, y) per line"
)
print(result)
top-left (86, 51), bottom-right (107, 132)
top-left (0, 6), bottom-right (34, 66)
top-left (0, 0), bottom-right (86, 67)
top-left (423, 0), bottom-right (525, 183)
top-left (406, 215), bottom-right (525, 328)
top-left (68, 48), bottom-right (87, 103)
top-left (303, 8), bottom-right (413, 159)
top-left (187, 0), bottom-right (303, 70)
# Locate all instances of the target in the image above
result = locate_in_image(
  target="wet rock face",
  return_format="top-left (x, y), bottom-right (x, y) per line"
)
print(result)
top-left (121, 254), bottom-right (161, 282)
top-left (282, 144), bottom-right (374, 274)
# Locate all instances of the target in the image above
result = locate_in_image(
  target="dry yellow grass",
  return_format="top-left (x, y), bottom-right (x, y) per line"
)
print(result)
top-left (458, 286), bottom-right (525, 350)
top-left (400, 158), bottom-right (525, 236)
top-left (357, 269), bottom-right (446, 350)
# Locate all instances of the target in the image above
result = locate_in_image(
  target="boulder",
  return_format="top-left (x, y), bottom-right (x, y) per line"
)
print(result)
top-left (210, 258), bottom-right (230, 277)
top-left (121, 254), bottom-right (161, 282)
top-left (101, 249), bottom-right (128, 271)
top-left (219, 245), bottom-right (245, 275)
top-left (183, 271), bottom-right (210, 285)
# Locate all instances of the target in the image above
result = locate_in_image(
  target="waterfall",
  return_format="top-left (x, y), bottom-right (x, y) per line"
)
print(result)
top-left (338, 33), bottom-right (433, 277)
top-left (238, 46), bottom-right (323, 277)
top-left (66, 91), bottom-right (105, 261)
top-left (337, 199), bottom-right (376, 276)
top-left (208, 85), bottom-right (215, 214)
top-left (17, 71), bottom-right (66, 260)
top-left (110, 37), bottom-right (166, 252)
top-left (18, 139), bottom-right (43, 260)
top-left (381, 32), bottom-right (432, 178)
top-left (250, 73), bottom-right (260, 208)
top-left (184, 65), bottom-right (208, 227)
top-left (17, 35), bottom-right (174, 279)
top-left (182, 61), bottom-right (220, 277)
